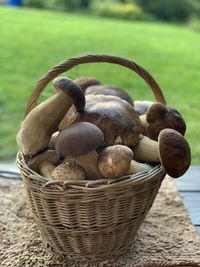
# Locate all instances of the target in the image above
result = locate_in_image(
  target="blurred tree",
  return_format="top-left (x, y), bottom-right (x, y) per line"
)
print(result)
top-left (24, 0), bottom-right (91, 11)
top-left (59, 0), bottom-right (91, 10)
top-left (136, 0), bottom-right (200, 22)
top-left (80, 0), bottom-right (90, 8)
top-left (23, 0), bottom-right (200, 21)
top-left (24, 0), bottom-right (45, 8)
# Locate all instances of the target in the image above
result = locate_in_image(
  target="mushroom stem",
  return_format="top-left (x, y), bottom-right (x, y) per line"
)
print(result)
top-left (39, 161), bottom-right (56, 178)
top-left (48, 131), bottom-right (59, 149)
top-left (133, 136), bottom-right (160, 162)
top-left (28, 150), bottom-right (59, 179)
top-left (128, 160), bottom-right (153, 174)
top-left (17, 77), bottom-right (85, 156)
top-left (75, 151), bottom-right (102, 180)
top-left (17, 90), bottom-right (72, 155)
top-left (139, 114), bottom-right (148, 134)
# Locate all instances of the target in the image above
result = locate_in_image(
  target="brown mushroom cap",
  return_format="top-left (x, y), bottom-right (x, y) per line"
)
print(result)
top-left (53, 77), bottom-right (85, 113)
top-left (134, 100), bottom-right (153, 115)
top-left (55, 122), bottom-right (104, 159)
top-left (146, 102), bottom-right (186, 140)
top-left (85, 85), bottom-right (133, 106)
top-left (98, 145), bottom-right (152, 178)
top-left (98, 145), bottom-right (133, 178)
top-left (74, 76), bottom-right (101, 92)
top-left (158, 128), bottom-right (191, 178)
top-left (51, 161), bottom-right (85, 181)
top-left (59, 94), bottom-right (143, 146)
top-left (28, 150), bottom-right (59, 172)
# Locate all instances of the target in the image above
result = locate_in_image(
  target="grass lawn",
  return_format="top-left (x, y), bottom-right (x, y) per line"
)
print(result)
top-left (0, 6), bottom-right (200, 164)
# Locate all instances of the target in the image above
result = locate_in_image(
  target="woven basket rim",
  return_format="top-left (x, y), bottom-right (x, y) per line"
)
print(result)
top-left (17, 151), bottom-right (166, 192)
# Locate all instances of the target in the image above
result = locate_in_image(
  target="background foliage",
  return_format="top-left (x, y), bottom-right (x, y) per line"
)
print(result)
top-left (20, 0), bottom-right (200, 22)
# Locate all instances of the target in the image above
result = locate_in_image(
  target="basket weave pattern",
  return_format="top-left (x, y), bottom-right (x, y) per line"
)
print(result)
top-left (17, 153), bottom-right (165, 259)
top-left (17, 55), bottom-right (166, 260)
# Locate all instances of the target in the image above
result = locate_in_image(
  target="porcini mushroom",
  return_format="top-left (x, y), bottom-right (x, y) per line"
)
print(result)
top-left (85, 85), bottom-right (133, 106)
top-left (132, 129), bottom-right (191, 178)
top-left (48, 131), bottom-right (59, 149)
top-left (55, 122), bottom-right (104, 180)
top-left (59, 94), bottom-right (143, 147)
top-left (158, 128), bottom-right (191, 178)
top-left (133, 135), bottom-right (160, 163)
top-left (98, 145), bottom-right (153, 178)
top-left (134, 100), bottom-right (153, 115)
top-left (51, 161), bottom-right (86, 181)
top-left (17, 77), bottom-right (85, 156)
top-left (74, 76), bottom-right (101, 92)
top-left (139, 102), bottom-right (186, 140)
top-left (28, 150), bottom-right (60, 178)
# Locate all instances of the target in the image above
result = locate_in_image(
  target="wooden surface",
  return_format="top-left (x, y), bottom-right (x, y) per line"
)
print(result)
top-left (0, 162), bottom-right (199, 235)
top-left (174, 166), bottom-right (200, 235)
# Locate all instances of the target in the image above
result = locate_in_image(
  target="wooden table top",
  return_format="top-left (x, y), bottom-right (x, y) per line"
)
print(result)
top-left (174, 166), bottom-right (200, 235)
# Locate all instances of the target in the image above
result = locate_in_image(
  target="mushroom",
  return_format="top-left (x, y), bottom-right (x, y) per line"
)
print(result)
top-left (17, 77), bottom-right (85, 156)
top-left (134, 100), bottom-right (153, 115)
top-left (48, 131), bottom-right (59, 149)
top-left (55, 122), bottom-right (104, 180)
top-left (132, 129), bottom-right (191, 178)
top-left (98, 145), bottom-right (153, 178)
top-left (74, 76), bottom-right (101, 92)
top-left (133, 135), bottom-right (160, 163)
top-left (59, 94), bottom-right (143, 147)
top-left (158, 128), bottom-right (191, 178)
top-left (85, 85), bottom-right (133, 106)
top-left (139, 102), bottom-right (186, 140)
top-left (28, 150), bottom-right (60, 178)
top-left (51, 161), bottom-right (86, 181)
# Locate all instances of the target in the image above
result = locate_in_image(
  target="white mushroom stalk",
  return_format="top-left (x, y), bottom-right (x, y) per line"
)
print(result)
top-left (74, 151), bottom-right (100, 179)
top-left (28, 150), bottom-right (60, 178)
top-left (17, 77), bottom-right (85, 156)
top-left (133, 135), bottom-right (160, 162)
top-left (128, 160), bottom-right (153, 174)
top-left (48, 131), bottom-right (59, 149)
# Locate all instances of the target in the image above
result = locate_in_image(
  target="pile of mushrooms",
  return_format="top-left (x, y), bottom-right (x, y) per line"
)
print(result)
top-left (17, 76), bottom-right (191, 181)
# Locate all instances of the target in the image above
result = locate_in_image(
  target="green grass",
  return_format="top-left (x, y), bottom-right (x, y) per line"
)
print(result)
top-left (0, 7), bottom-right (200, 164)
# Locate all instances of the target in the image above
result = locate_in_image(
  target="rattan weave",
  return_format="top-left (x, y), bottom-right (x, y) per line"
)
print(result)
top-left (17, 54), bottom-right (167, 261)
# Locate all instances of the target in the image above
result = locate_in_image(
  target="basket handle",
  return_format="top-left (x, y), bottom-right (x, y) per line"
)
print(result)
top-left (25, 54), bottom-right (166, 117)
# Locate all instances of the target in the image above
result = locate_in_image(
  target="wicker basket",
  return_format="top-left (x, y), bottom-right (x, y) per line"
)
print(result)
top-left (17, 54), bottom-right (167, 261)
